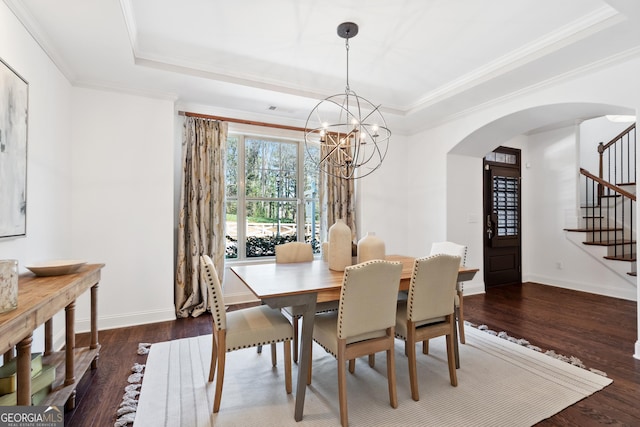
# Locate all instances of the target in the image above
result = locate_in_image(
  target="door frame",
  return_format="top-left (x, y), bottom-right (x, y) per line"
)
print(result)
top-left (483, 146), bottom-right (522, 288)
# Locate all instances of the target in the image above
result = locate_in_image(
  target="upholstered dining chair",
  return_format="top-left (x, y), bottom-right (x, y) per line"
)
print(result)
top-left (200, 255), bottom-right (294, 413)
top-left (276, 241), bottom-right (339, 363)
top-left (309, 260), bottom-right (402, 427)
top-left (395, 254), bottom-right (460, 401)
top-left (430, 241), bottom-right (468, 344)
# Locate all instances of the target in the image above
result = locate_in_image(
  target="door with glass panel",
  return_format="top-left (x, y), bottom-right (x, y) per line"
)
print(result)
top-left (483, 147), bottom-right (522, 288)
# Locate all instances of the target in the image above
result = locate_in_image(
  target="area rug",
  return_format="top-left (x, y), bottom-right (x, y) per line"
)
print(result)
top-left (130, 326), bottom-right (611, 427)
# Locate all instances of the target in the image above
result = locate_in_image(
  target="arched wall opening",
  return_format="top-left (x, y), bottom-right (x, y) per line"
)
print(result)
top-left (445, 102), bottom-right (637, 302)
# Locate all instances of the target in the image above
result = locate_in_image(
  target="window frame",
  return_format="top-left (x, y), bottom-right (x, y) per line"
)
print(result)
top-left (226, 130), bottom-right (319, 262)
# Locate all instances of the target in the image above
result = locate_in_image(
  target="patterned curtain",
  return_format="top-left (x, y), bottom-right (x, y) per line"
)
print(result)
top-left (175, 117), bottom-right (228, 318)
top-left (319, 145), bottom-right (357, 242)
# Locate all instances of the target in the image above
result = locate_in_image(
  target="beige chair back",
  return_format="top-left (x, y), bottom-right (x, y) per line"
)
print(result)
top-left (408, 255), bottom-right (460, 322)
top-left (337, 260), bottom-right (402, 340)
top-left (430, 241), bottom-right (467, 266)
top-left (200, 255), bottom-right (226, 331)
top-left (275, 242), bottom-right (314, 263)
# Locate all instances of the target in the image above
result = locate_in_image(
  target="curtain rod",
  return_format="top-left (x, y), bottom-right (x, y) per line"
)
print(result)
top-left (178, 111), bottom-right (307, 133)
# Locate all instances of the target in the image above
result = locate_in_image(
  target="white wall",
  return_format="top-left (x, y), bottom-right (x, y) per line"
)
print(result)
top-left (1, 3), bottom-right (177, 357)
top-left (70, 88), bottom-right (176, 331)
top-left (444, 153), bottom-right (484, 294)
top-left (523, 125), bottom-right (636, 298)
top-left (0, 2), bottom-right (74, 354)
top-left (357, 133), bottom-right (410, 255)
top-left (405, 54), bottom-right (640, 355)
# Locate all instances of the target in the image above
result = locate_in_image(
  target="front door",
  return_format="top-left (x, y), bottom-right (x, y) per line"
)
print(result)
top-left (483, 147), bottom-right (522, 288)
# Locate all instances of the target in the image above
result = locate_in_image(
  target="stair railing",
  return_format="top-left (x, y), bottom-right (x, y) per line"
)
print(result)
top-left (597, 123), bottom-right (636, 200)
top-left (581, 168), bottom-right (635, 259)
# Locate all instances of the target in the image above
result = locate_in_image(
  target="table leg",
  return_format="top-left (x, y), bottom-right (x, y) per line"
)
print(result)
top-left (16, 334), bottom-right (33, 405)
top-left (90, 283), bottom-right (99, 369)
top-left (44, 319), bottom-right (53, 356)
top-left (65, 301), bottom-right (76, 410)
top-left (262, 292), bottom-right (317, 421)
top-left (293, 295), bottom-right (316, 422)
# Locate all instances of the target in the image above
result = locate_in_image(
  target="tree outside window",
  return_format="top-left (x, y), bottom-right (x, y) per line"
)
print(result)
top-left (226, 134), bottom-right (320, 260)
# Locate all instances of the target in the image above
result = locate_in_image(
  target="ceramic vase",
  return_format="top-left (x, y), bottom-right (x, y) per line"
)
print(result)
top-left (328, 219), bottom-right (352, 271)
top-left (357, 232), bottom-right (386, 263)
top-left (0, 259), bottom-right (18, 314)
top-left (321, 242), bottom-right (329, 262)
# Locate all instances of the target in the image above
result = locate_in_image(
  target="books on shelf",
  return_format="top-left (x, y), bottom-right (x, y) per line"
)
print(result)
top-left (0, 353), bottom-right (44, 395)
top-left (0, 364), bottom-right (56, 406)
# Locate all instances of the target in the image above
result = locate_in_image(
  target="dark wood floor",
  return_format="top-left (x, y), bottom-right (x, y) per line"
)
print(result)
top-left (65, 282), bottom-right (639, 426)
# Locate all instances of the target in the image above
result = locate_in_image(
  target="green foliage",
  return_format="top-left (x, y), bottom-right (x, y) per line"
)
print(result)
top-left (225, 234), bottom-right (320, 259)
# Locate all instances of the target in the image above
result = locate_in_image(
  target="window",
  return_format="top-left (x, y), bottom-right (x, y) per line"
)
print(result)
top-left (225, 133), bottom-right (320, 260)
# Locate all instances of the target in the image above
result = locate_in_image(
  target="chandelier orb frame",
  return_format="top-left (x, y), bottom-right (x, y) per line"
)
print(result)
top-left (304, 22), bottom-right (391, 180)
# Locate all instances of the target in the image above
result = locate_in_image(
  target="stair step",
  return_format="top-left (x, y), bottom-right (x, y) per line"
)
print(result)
top-left (582, 240), bottom-right (636, 247)
top-left (617, 182), bottom-right (636, 186)
top-left (564, 227), bottom-right (622, 232)
top-left (627, 271), bottom-right (637, 277)
top-left (603, 254), bottom-right (637, 262)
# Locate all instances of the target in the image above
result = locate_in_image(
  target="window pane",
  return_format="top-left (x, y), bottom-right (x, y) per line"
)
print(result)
top-left (245, 139), bottom-right (297, 198)
top-left (304, 143), bottom-right (320, 253)
top-left (304, 198), bottom-right (320, 253)
top-left (225, 200), bottom-right (238, 259)
top-left (226, 136), bottom-right (238, 197)
top-left (246, 201), bottom-right (298, 258)
top-left (493, 175), bottom-right (519, 237)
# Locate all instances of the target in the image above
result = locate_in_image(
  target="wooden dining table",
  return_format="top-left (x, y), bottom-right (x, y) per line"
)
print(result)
top-left (230, 254), bottom-right (478, 422)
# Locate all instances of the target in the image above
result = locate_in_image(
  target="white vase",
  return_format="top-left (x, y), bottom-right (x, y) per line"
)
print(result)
top-left (357, 232), bottom-right (386, 263)
top-left (321, 242), bottom-right (329, 262)
top-left (0, 259), bottom-right (18, 314)
top-left (328, 219), bottom-right (352, 271)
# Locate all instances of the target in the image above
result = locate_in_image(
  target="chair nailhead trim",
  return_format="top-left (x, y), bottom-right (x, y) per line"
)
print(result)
top-left (227, 337), bottom-right (294, 352)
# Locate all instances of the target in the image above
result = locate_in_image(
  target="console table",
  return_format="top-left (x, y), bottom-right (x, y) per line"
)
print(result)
top-left (0, 264), bottom-right (104, 408)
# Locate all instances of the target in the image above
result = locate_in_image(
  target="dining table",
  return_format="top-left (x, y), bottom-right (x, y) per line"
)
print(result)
top-left (230, 254), bottom-right (478, 422)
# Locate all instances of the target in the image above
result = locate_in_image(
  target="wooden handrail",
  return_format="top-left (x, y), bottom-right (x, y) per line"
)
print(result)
top-left (600, 123), bottom-right (636, 152)
top-left (580, 168), bottom-right (636, 201)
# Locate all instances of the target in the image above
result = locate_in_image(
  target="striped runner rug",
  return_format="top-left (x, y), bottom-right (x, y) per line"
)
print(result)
top-left (133, 326), bottom-right (611, 427)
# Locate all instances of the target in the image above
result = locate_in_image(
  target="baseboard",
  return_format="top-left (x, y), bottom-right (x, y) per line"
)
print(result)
top-left (525, 274), bottom-right (637, 301)
top-left (462, 281), bottom-right (485, 296)
top-left (75, 308), bottom-right (177, 335)
top-left (46, 309), bottom-right (178, 351)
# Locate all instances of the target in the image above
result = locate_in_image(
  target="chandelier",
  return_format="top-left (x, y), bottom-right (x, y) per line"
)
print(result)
top-left (304, 22), bottom-right (391, 179)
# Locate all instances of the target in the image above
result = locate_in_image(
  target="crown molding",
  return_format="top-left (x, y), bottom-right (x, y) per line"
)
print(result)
top-left (3, 0), bottom-right (77, 82)
top-left (406, 6), bottom-right (623, 116)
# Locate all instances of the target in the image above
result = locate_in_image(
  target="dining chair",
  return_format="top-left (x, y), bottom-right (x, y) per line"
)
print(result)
top-left (200, 255), bottom-right (294, 413)
top-left (308, 259), bottom-right (402, 427)
top-left (430, 241), bottom-right (468, 344)
top-left (395, 254), bottom-right (460, 401)
top-left (276, 241), bottom-right (339, 363)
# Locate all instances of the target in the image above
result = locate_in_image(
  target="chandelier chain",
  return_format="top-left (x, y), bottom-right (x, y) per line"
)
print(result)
top-left (345, 37), bottom-right (350, 93)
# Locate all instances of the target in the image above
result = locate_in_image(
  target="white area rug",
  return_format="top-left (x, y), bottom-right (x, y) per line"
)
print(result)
top-left (133, 327), bottom-right (611, 427)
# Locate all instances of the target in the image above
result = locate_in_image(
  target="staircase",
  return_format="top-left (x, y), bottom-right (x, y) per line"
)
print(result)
top-left (564, 124), bottom-right (636, 283)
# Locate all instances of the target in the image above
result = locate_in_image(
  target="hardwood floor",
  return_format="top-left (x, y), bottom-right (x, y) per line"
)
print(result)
top-left (64, 282), bottom-right (639, 426)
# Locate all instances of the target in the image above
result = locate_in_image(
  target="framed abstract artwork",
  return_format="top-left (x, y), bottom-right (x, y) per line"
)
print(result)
top-left (0, 57), bottom-right (28, 237)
